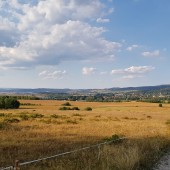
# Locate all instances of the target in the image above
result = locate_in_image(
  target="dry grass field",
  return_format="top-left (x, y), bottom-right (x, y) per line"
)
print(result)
top-left (0, 100), bottom-right (170, 169)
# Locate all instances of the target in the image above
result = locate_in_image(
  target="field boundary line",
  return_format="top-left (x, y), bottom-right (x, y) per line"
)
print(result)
top-left (0, 136), bottom-right (128, 170)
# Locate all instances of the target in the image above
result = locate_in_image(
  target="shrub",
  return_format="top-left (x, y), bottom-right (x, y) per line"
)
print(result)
top-left (0, 113), bottom-right (5, 117)
top-left (62, 102), bottom-right (71, 106)
top-left (19, 114), bottom-right (30, 120)
top-left (66, 119), bottom-right (78, 124)
top-left (147, 116), bottom-right (152, 119)
top-left (166, 120), bottom-right (170, 124)
top-left (30, 113), bottom-right (44, 118)
top-left (85, 107), bottom-right (92, 111)
top-left (59, 107), bottom-right (80, 110)
top-left (50, 114), bottom-right (60, 118)
top-left (104, 134), bottom-right (125, 143)
top-left (0, 97), bottom-right (20, 109)
top-left (59, 107), bottom-right (71, 110)
top-left (159, 103), bottom-right (163, 107)
top-left (72, 107), bottom-right (80, 110)
top-left (0, 121), bottom-right (8, 130)
top-left (4, 118), bottom-right (20, 123)
top-left (72, 113), bottom-right (81, 116)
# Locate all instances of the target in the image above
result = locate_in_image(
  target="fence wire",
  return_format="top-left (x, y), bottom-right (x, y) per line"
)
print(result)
top-left (0, 136), bottom-right (128, 170)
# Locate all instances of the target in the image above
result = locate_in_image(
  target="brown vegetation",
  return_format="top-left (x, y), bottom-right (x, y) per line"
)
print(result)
top-left (0, 100), bottom-right (170, 169)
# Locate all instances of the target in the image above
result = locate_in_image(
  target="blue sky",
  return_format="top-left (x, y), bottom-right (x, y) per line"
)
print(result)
top-left (0, 0), bottom-right (169, 89)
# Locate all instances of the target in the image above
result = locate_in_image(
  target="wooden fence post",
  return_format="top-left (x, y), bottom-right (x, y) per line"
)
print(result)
top-left (14, 160), bottom-right (20, 170)
top-left (98, 145), bottom-right (101, 160)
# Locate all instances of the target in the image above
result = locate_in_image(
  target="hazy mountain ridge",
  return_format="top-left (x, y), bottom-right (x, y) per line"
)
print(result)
top-left (0, 85), bottom-right (170, 95)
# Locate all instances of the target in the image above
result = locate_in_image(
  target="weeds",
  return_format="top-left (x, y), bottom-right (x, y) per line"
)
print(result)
top-left (85, 107), bottom-right (92, 111)
top-left (72, 113), bottom-right (81, 117)
top-left (61, 102), bottom-right (71, 106)
top-left (104, 134), bottom-right (125, 143)
top-left (59, 107), bottom-right (80, 110)
top-left (30, 113), bottom-right (44, 118)
top-left (66, 119), bottom-right (78, 124)
top-left (166, 120), bottom-right (170, 124)
top-left (0, 101), bottom-right (170, 169)
top-left (4, 118), bottom-right (20, 123)
top-left (0, 121), bottom-right (8, 129)
top-left (147, 116), bottom-right (152, 119)
top-left (19, 114), bottom-right (30, 120)
top-left (0, 113), bottom-right (5, 117)
top-left (50, 114), bottom-right (60, 118)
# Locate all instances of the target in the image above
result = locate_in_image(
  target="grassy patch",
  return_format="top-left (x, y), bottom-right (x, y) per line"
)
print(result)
top-left (0, 121), bottom-right (8, 129)
top-left (0, 100), bottom-right (170, 169)
top-left (166, 120), bottom-right (170, 125)
top-left (84, 107), bottom-right (92, 111)
top-left (4, 118), bottom-right (20, 123)
top-left (66, 119), bottom-right (78, 124)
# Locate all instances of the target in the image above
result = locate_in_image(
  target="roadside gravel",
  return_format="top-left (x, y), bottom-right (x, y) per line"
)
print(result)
top-left (153, 153), bottom-right (170, 170)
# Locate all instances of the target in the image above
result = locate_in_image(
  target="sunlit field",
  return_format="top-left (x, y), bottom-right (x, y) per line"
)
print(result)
top-left (0, 100), bottom-right (170, 169)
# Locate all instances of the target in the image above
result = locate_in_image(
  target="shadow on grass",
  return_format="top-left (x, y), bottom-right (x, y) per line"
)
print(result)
top-left (1, 135), bottom-right (170, 170)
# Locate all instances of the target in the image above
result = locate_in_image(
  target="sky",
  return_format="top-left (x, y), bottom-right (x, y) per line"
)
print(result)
top-left (0, 0), bottom-right (169, 89)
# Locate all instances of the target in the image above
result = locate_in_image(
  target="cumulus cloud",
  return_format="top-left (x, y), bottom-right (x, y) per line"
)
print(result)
top-left (39, 70), bottom-right (66, 79)
top-left (0, 0), bottom-right (121, 70)
top-left (111, 66), bottom-right (154, 79)
top-left (96, 18), bottom-right (110, 23)
top-left (82, 67), bottom-right (96, 75)
top-left (126, 44), bottom-right (139, 51)
top-left (142, 50), bottom-right (160, 57)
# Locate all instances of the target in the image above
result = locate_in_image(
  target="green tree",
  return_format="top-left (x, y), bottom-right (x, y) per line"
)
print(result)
top-left (0, 97), bottom-right (20, 109)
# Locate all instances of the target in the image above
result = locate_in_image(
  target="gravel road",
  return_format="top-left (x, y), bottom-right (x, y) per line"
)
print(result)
top-left (153, 153), bottom-right (170, 170)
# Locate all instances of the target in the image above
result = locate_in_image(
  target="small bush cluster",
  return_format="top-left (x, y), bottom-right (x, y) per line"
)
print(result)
top-left (85, 107), bottom-right (92, 111)
top-left (59, 107), bottom-right (80, 110)
top-left (66, 119), bottom-right (78, 124)
top-left (0, 113), bottom-right (5, 117)
top-left (0, 121), bottom-right (8, 129)
top-left (159, 103), bottom-right (163, 107)
top-left (30, 113), bottom-right (44, 118)
top-left (104, 134), bottom-right (125, 143)
top-left (62, 102), bottom-right (71, 106)
top-left (19, 114), bottom-right (30, 120)
top-left (4, 118), bottom-right (20, 123)
top-left (19, 112), bottom-right (44, 120)
top-left (166, 120), bottom-right (170, 124)
top-left (50, 114), bottom-right (60, 118)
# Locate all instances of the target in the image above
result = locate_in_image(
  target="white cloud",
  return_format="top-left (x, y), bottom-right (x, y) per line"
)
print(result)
top-left (96, 18), bottom-right (110, 23)
top-left (0, 0), bottom-right (121, 70)
top-left (126, 44), bottom-right (139, 51)
top-left (82, 67), bottom-right (96, 75)
top-left (108, 7), bottom-right (114, 14)
top-left (39, 70), bottom-right (66, 79)
top-left (124, 66), bottom-right (155, 74)
top-left (142, 50), bottom-right (160, 57)
top-left (111, 66), bottom-right (155, 75)
top-left (111, 66), bottom-right (155, 81)
top-left (122, 75), bottom-right (143, 80)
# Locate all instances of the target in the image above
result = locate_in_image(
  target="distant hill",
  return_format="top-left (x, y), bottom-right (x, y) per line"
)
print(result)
top-left (0, 85), bottom-right (170, 95)
top-left (108, 85), bottom-right (170, 92)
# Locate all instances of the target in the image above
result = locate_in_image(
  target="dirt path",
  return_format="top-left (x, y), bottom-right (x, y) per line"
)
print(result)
top-left (153, 153), bottom-right (170, 170)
